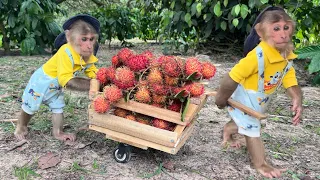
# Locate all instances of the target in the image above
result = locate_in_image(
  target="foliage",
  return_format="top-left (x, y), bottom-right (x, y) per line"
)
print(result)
top-left (0, 0), bottom-right (65, 55)
top-left (132, 8), bottom-right (161, 41)
top-left (296, 45), bottom-right (320, 85)
top-left (91, 4), bottom-right (137, 46)
top-left (153, 0), bottom-right (272, 53)
top-left (135, 0), bottom-right (320, 53)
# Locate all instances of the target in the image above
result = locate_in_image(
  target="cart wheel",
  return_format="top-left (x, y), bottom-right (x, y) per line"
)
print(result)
top-left (113, 143), bottom-right (132, 163)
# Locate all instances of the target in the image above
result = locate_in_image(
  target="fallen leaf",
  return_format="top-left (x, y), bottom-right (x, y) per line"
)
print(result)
top-left (38, 152), bottom-right (61, 170)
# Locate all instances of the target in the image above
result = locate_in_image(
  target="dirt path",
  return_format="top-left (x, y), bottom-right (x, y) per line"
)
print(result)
top-left (0, 44), bottom-right (319, 180)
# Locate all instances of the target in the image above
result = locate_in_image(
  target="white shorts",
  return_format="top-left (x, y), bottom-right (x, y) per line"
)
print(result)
top-left (21, 67), bottom-right (65, 115)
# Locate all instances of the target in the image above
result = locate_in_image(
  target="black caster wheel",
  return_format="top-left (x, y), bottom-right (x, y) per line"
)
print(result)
top-left (113, 143), bottom-right (132, 163)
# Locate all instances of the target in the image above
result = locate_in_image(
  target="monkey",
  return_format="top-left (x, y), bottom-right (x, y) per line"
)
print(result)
top-left (215, 6), bottom-right (303, 178)
top-left (14, 14), bottom-right (101, 142)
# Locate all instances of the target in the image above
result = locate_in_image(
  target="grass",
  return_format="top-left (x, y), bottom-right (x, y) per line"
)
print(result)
top-left (14, 164), bottom-right (40, 180)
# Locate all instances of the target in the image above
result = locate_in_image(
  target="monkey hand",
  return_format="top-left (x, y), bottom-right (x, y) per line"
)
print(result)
top-left (286, 85), bottom-right (303, 126)
top-left (291, 98), bottom-right (303, 126)
top-left (215, 96), bottom-right (228, 109)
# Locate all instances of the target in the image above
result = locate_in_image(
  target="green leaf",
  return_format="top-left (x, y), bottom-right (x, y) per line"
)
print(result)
top-left (8, 14), bottom-right (16, 28)
top-left (196, 3), bottom-right (202, 14)
top-left (174, 90), bottom-right (188, 101)
top-left (213, 2), bottom-right (222, 17)
top-left (248, 0), bottom-right (255, 8)
top-left (220, 21), bottom-right (227, 31)
top-left (232, 18), bottom-right (239, 27)
top-left (308, 54), bottom-right (320, 73)
top-left (234, 4), bottom-right (240, 16)
top-left (296, 45), bottom-right (320, 59)
top-left (204, 13), bottom-right (213, 22)
top-left (260, 0), bottom-right (269, 4)
top-left (170, 1), bottom-right (175, 9)
top-left (204, 21), bottom-right (213, 38)
top-left (240, 4), bottom-right (249, 19)
top-left (181, 97), bottom-right (190, 122)
top-left (186, 71), bottom-right (200, 81)
top-left (191, 2), bottom-right (197, 16)
top-left (296, 45), bottom-right (320, 74)
top-left (31, 18), bottom-right (38, 30)
top-left (223, 0), bottom-right (228, 7)
top-left (21, 37), bottom-right (36, 55)
top-left (173, 11), bottom-right (182, 23)
top-left (184, 13), bottom-right (192, 27)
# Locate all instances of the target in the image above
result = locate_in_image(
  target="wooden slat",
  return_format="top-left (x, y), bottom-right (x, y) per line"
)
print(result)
top-left (88, 108), bottom-right (178, 147)
top-left (114, 99), bottom-right (187, 125)
top-left (173, 125), bottom-right (185, 136)
top-left (184, 95), bottom-right (207, 121)
top-left (89, 125), bottom-right (148, 150)
top-left (205, 89), bottom-right (267, 120)
top-left (113, 96), bottom-right (208, 125)
top-left (89, 122), bottom-right (195, 155)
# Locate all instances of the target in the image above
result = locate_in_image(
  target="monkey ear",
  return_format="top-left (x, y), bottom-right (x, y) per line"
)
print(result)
top-left (65, 30), bottom-right (71, 42)
top-left (254, 23), bottom-right (263, 39)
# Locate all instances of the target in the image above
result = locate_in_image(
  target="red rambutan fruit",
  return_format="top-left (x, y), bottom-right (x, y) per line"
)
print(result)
top-left (185, 57), bottom-right (202, 77)
top-left (105, 66), bottom-right (116, 82)
top-left (135, 87), bottom-right (151, 103)
top-left (147, 68), bottom-right (163, 84)
top-left (186, 82), bottom-right (205, 97)
top-left (114, 108), bottom-right (128, 118)
top-left (150, 84), bottom-right (168, 96)
top-left (111, 55), bottom-right (121, 68)
top-left (103, 84), bottom-right (123, 103)
top-left (164, 75), bottom-right (179, 86)
top-left (152, 94), bottom-right (166, 104)
top-left (201, 62), bottom-right (216, 79)
top-left (168, 100), bottom-right (182, 112)
top-left (125, 114), bottom-right (136, 121)
top-left (96, 67), bottom-right (108, 85)
top-left (125, 54), bottom-right (149, 72)
top-left (93, 95), bottom-right (110, 113)
top-left (152, 118), bottom-right (175, 130)
top-left (161, 56), bottom-right (183, 78)
top-left (114, 66), bottom-right (135, 89)
top-left (117, 48), bottom-right (134, 64)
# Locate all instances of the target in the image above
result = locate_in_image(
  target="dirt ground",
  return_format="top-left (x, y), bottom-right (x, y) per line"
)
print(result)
top-left (0, 42), bottom-right (319, 180)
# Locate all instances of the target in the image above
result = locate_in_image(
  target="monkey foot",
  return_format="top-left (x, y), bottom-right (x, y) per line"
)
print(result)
top-left (53, 132), bottom-right (76, 142)
top-left (221, 139), bottom-right (242, 149)
top-left (14, 126), bottom-right (28, 141)
top-left (256, 163), bottom-right (286, 178)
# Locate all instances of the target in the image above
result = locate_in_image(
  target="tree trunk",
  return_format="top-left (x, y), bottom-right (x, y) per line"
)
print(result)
top-left (0, 21), bottom-right (10, 55)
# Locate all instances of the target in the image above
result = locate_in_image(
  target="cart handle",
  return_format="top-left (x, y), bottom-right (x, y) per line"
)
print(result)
top-left (204, 89), bottom-right (267, 120)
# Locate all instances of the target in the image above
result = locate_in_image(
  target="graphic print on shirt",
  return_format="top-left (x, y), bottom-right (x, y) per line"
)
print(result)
top-left (28, 89), bottom-right (41, 100)
top-left (264, 71), bottom-right (282, 90)
top-left (49, 83), bottom-right (61, 91)
top-left (257, 96), bottom-right (269, 105)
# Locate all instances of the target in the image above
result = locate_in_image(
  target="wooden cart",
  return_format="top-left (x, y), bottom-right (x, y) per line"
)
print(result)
top-left (88, 94), bottom-right (208, 163)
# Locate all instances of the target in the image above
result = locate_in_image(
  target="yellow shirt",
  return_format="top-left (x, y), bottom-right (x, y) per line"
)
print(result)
top-left (229, 41), bottom-right (298, 94)
top-left (42, 43), bottom-right (98, 87)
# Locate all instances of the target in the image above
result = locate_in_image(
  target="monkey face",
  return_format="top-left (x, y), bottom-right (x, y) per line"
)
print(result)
top-left (75, 33), bottom-right (97, 58)
top-left (266, 20), bottom-right (293, 51)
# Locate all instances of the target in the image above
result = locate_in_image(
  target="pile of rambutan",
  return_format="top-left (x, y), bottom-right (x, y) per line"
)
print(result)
top-left (92, 48), bottom-right (217, 131)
